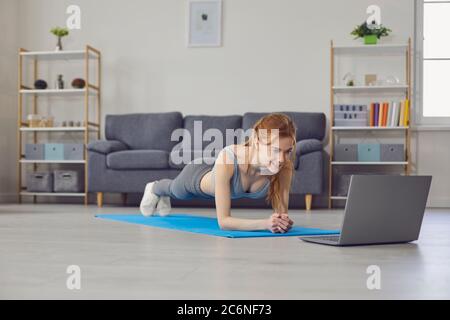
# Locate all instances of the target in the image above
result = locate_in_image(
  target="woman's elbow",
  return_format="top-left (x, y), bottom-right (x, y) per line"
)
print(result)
top-left (218, 218), bottom-right (231, 231)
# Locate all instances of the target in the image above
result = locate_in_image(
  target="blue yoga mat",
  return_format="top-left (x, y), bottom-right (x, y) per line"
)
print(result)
top-left (96, 214), bottom-right (340, 238)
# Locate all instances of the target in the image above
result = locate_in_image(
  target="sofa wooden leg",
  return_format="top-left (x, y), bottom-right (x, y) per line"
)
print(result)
top-left (97, 192), bottom-right (104, 208)
top-left (305, 194), bottom-right (312, 211)
top-left (121, 193), bottom-right (128, 206)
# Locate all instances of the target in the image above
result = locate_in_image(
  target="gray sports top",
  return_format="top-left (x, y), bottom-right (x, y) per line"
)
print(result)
top-left (209, 145), bottom-right (270, 200)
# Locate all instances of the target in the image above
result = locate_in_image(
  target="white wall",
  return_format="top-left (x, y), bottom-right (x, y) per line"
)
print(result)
top-left (1, 0), bottom-right (448, 207)
top-left (16, 0), bottom-right (414, 116)
top-left (0, 0), bottom-right (19, 203)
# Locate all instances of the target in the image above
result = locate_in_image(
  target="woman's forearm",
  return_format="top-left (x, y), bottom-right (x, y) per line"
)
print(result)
top-left (219, 216), bottom-right (268, 231)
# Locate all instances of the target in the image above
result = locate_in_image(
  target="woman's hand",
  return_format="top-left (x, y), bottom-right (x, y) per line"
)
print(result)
top-left (267, 213), bottom-right (294, 233)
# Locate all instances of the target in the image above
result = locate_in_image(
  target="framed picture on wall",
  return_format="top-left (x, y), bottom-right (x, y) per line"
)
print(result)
top-left (187, 0), bottom-right (222, 47)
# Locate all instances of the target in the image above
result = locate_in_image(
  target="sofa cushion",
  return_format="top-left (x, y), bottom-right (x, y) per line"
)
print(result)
top-left (296, 139), bottom-right (323, 155)
top-left (182, 115), bottom-right (243, 150)
top-left (105, 112), bottom-right (183, 151)
top-left (242, 112), bottom-right (326, 142)
top-left (294, 139), bottom-right (323, 169)
top-left (106, 150), bottom-right (170, 170)
top-left (87, 140), bottom-right (128, 154)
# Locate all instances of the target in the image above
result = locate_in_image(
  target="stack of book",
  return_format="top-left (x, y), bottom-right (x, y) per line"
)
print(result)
top-left (369, 100), bottom-right (410, 127)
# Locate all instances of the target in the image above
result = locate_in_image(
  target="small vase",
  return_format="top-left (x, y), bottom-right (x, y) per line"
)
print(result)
top-left (55, 37), bottom-right (63, 51)
top-left (364, 35), bottom-right (378, 45)
top-left (55, 75), bottom-right (64, 90)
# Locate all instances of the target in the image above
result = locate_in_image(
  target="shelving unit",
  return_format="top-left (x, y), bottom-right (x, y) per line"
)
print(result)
top-left (20, 192), bottom-right (85, 197)
top-left (332, 44), bottom-right (408, 52)
top-left (328, 39), bottom-right (412, 209)
top-left (332, 85), bottom-right (408, 93)
top-left (332, 126), bottom-right (409, 131)
top-left (331, 161), bottom-right (409, 165)
top-left (19, 160), bottom-right (86, 164)
top-left (19, 88), bottom-right (97, 95)
top-left (20, 127), bottom-right (99, 132)
top-left (17, 45), bottom-right (101, 205)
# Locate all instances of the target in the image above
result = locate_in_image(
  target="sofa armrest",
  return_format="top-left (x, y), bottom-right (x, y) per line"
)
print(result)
top-left (87, 140), bottom-right (128, 155)
top-left (296, 139), bottom-right (323, 157)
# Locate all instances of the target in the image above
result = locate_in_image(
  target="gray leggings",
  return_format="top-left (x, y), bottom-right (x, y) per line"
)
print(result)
top-left (152, 160), bottom-right (215, 200)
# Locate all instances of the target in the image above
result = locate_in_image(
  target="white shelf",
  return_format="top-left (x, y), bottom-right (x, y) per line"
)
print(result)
top-left (330, 196), bottom-right (348, 200)
top-left (20, 127), bottom-right (98, 132)
top-left (20, 89), bottom-right (96, 95)
top-left (20, 160), bottom-right (85, 164)
top-left (333, 85), bottom-right (408, 93)
top-left (332, 126), bottom-right (409, 131)
top-left (332, 161), bottom-right (408, 165)
top-left (333, 44), bottom-right (408, 54)
top-left (21, 192), bottom-right (85, 197)
top-left (20, 50), bottom-right (97, 60)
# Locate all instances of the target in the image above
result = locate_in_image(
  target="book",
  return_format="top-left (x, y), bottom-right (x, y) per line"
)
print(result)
top-left (378, 103), bottom-right (383, 127)
top-left (383, 102), bottom-right (389, 127)
top-left (404, 99), bottom-right (410, 127)
top-left (369, 103), bottom-right (374, 127)
top-left (399, 101), bottom-right (405, 127)
top-left (374, 103), bottom-right (379, 127)
top-left (391, 102), bottom-right (398, 127)
top-left (387, 102), bottom-right (392, 127)
top-left (390, 102), bottom-right (395, 127)
top-left (395, 101), bottom-right (401, 126)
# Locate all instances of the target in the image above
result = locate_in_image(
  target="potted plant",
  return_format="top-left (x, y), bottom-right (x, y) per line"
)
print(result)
top-left (50, 27), bottom-right (69, 51)
top-left (351, 21), bottom-right (391, 45)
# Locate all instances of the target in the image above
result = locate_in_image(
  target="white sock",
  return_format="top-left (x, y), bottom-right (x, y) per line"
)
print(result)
top-left (140, 181), bottom-right (160, 217)
top-left (156, 196), bottom-right (171, 216)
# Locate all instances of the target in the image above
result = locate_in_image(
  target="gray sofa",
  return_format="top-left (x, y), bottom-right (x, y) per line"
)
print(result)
top-left (87, 112), bottom-right (326, 209)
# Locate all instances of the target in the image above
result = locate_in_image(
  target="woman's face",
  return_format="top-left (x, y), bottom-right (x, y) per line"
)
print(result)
top-left (255, 134), bottom-right (294, 175)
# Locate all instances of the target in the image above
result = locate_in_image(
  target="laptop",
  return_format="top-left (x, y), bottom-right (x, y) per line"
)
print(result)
top-left (300, 175), bottom-right (432, 246)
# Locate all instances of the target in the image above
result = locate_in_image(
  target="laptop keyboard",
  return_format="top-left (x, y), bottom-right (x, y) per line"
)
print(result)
top-left (312, 235), bottom-right (340, 242)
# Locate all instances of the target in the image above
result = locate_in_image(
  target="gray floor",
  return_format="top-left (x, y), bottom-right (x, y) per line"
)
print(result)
top-left (0, 204), bottom-right (449, 300)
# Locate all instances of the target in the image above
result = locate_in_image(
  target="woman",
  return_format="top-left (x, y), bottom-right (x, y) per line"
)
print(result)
top-left (140, 113), bottom-right (296, 233)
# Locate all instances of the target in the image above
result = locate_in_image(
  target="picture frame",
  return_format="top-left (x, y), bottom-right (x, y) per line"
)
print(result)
top-left (187, 0), bottom-right (222, 47)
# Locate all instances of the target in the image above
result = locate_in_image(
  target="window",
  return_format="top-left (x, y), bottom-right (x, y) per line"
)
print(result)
top-left (416, 0), bottom-right (450, 124)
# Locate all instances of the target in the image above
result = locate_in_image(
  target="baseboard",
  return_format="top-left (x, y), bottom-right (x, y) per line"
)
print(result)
top-left (0, 192), bottom-right (86, 205)
top-left (82, 195), bottom-right (448, 209)
top-left (0, 192), bottom-right (18, 204)
top-left (0, 193), bottom-right (450, 209)
top-left (427, 197), bottom-right (450, 208)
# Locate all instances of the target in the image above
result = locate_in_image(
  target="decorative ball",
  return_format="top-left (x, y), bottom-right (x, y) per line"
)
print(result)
top-left (34, 79), bottom-right (48, 90)
top-left (71, 78), bottom-right (86, 89)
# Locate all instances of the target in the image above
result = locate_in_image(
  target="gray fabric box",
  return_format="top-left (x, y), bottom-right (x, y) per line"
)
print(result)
top-left (333, 173), bottom-right (352, 196)
top-left (54, 170), bottom-right (84, 193)
top-left (64, 144), bottom-right (84, 160)
top-left (27, 172), bottom-right (53, 192)
top-left (25, 144), bottom-right (45, 160)
top-left (334, 144), bottom-right (358, 161)
top-left (381, 144), bottom-right (405, 162)
top-left (44, 143), bottom-right (64, 160)
top-left (334, 173), bottom-right (390, 196)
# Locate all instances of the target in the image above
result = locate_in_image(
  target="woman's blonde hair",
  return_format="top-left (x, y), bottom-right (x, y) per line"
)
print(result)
top-left (244, 113), bottom-right (297, 211)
